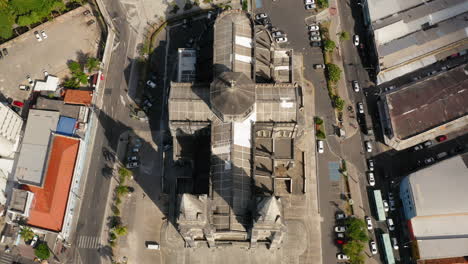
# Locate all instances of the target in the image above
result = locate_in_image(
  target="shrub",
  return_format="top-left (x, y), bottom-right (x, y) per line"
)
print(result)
top-left (323, 39), bottom-right (336, 52)
top-left (114, 226), bottom-right (128, 236)
top-left (326, 63), bottom-right (342, 83)
top-left (317, 0), bottom-right (329, 8)
top-left (34, 243), bottom-right (50, 260)
top-left (339, 31), bottom-right (350, 41)
top-left (242, 0), bottom-right (248, 10)
top-left (19, 227), bottom-right (34, 241)
top-left (333, 95), bottom-right (345, 111)
top-left (314, 117), bottom-right (324, 125)
top-left (316, 130), bottom-right (326, 139)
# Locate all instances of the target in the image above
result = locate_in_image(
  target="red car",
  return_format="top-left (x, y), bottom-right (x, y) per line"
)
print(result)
top-left (12, 100), bottom-right (24, 108)
top-left (436, 135), bottom-right (447, 142)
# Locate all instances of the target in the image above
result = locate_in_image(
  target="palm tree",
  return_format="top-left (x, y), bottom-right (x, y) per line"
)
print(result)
top-left (85, 57), bottom-right (100, 72)
top-left (114, 226), bottom-right (128, 236)
top-left (19, 227), bottom-right (35, 242)
top-left (116, 185), bottom-right (130, 196)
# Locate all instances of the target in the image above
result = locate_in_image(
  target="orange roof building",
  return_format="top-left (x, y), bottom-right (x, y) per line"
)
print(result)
top-left (22, 135), bottom-right (80, 232)
top-left (63, 90), bottom-right (92, 106)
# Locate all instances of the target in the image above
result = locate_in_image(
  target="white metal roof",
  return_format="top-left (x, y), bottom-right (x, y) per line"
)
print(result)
top-left (408, 155), bottom-right (468, 217)
top-left (367, 0), bottom-right (425, 23)
top-left (417, 237), bottom-right (468, 260)
top-left (33, 75), bottom-right (59, 92)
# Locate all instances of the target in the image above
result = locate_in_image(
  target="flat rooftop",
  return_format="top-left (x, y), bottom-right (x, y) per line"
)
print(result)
top-left (408, 154), bottom-right (468, 217)
top-left (386, 64), bottom-right (468, 139)
top-left (367, 0), bottom-right (423, 22)
top-left (23, 135), bottom-right (79, 232)
top-left (15, 110), bottom-right (60, 186)
top-left (416, 237), bottom-right (468, 260)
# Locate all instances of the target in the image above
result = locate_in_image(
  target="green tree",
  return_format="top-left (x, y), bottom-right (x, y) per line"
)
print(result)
top-left (114, 225), bottom-right (128, 236)
top-left (19, 227), bottom-right (34, 242)
top-left (316, 130), bottom-right (326, 139)
top-left (86, 57), bottom-right (100, 72)
top-left (68, 61), bottom-right (82, 74)
top-left (34, 243), bottom-right (50, 260)
top-left (339, 31), bottom-right (350, 41)
top-left (62, 78), bottom-right (79, 88)
top-left (326, 63), bottom-right (342, 83)
top-left (118, 167), bottom-right (132, 181)
top-left (314, 117), bottom-right (324, 125)
top-left (116, 185), bottom-right (130, 196)
top-left (345, 217), bottom-right (369, 242)
top-left (317, 0), bottom-right (329, 8)
top-left (242, 0), bottom-right (248, 10)
top-left (0, 11), bottom-right (14, 39)
top-left (333, 95), bottom-right (345, 111)
top-left (343, 240), bottom-right (365, 264)
top-left (323, 39), bottom-right (336, 52)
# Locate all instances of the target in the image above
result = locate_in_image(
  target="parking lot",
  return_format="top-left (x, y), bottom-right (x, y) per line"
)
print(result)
top-left (0, 5), bottom-right (101, 102)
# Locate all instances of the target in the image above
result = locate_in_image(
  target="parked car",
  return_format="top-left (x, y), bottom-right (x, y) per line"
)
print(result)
top-left (87, 20), bottom-right (95, 26)
top-left (317, 140), bottom-right (324, 153)
top-left (336, 232), bottom-right (345, 239)
top-left (367, 159), bottom-right (374, 171)
top-left (423, 140), bottom-right (433, 147)
top-left (309, 35), bottom-right (321, 41)
top-left (352, 80), bottom-right (360, 92)
top-left (126, 161), bottom-right (140, 169)
top-left (370, 240), bottom-right (378, 255)
top-left (309, 30), bottom-right (320, 36)
top-left (383, 200), bottom-right (389, 212)
top-left (392, 237), bottom-right (399, 250)
top-left (275, 36), bottom-right (288, 43)
top-left (436, 152), bottom-right (448, 160)
top-left (34, 31), bottom-right (42, 42)
top-left (30, 235), bottom-right (39, 248)
top-left (336, 253), bottom-right (350, 260)
top-left (272, 31), bottom-right (284, 38)
top-left (412, 144), bottom-right (423, 151)
top-left (387, 218), bottom-right (395, 231)
top-left (304, 0), bottom-right (315, 4)
top-left (19, 85), bottom-right (30, 91)
top-left (146, 242), bottom-right (160, 250)
top-left (12, 100), bottom-right (24, 108)
top-left (310, 41), bottom-right (321, 47)
top-left (83, 10), bottom-right (91, 16)
top-left (127, 155), bottom-right (139, 162)
top-left (186, 37), bottom-right (195, 47)
top-left (26, 75), bottom-right (33, 85)
top-left (357, 102), bottom-right (364, 114)
top-left (365, 141), bottom-right (373, 152)
top-left (146, 80), bottom-right (156, 89)
top-left (336, 212), bottom-right (346, 220)
top-left (424, 157), bottom-right (435, 165)
top-left (335, 226), bottom-right (347, 232)
top-left (255, 13), bottom-right (268, 20)
top-left (2, 48), bottom-right (7, 56)
top-left (367, 172), bottom-right (375, 186)
top-left (313, 64), bottom-right (325, 69)
top-left (308, 24), bottom-right (319, 31)
top-left (353, 35), bottom-right (360, 46)
top-left (40, 30), bottom-right (47, 39)
top-left (436, 135), bottom-right (447, 142)
top-left (365, 216), bottom-right (373, 230)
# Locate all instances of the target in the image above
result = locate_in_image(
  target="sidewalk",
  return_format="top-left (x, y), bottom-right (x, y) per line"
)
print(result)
top-left (326, 0), bottom-right (360, 140)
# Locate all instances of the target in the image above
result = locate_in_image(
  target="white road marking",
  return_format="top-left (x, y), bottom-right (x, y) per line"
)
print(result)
top-left (77, 235), bottom-right (101, 249)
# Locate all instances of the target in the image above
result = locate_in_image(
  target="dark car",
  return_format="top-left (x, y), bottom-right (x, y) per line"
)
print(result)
top-left (2, 48), bottom-right (8, 56)
top-left (0, 51), bottom-right (3, 60)
top-left (435, 135), bottom-right (447, 142)
top-left (310, 41), bottom-right (321, 47)
top-left (87, 20), bottom-right (95, 26)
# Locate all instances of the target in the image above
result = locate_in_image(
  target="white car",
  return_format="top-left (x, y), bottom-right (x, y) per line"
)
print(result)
top-left (308, 24), bottom-right (319, 31)
top-left (392, 237), bottom-right (399, 250)
top-left (335, 226), bottom-right (347, 232)
top-left (352, 80), bottom-right (360, 92)
top-left (336, 253), bottom-right (350, 260)
top-left (272, 31), bottom-right (283, 38)
top-left (309, 35), bottom-right (321, 41)
top-left (387, 218), bottom-right (395, 231)
top-left (275, 37), bottom-right (288, 43)
top-left (370, 240), bottom-right (378, 255)
top-left (255, 13), bottom-right (267, 20)
top-left (304, 0), bottom-right (315, 4)
top-left (30, 235), bottom-right (39, 248)
top-left (383, 200), bottom-right (389, 212)
top-left (365, 141), bottom-right (373, 152)
top-left (317, 140), bottom-right (324, 153)
top-left (43, 71), bottom-right (49, 77)
top-left (365, 216), bottom-right (373, 230)
top-left (367, 172), bottom-right (375, 186)
top-left (367, 159), bottom-right (374, 171)
top-left (305, 4), bottom-right (316, 10)
top-left (40, 30), bottom-right (47, 39)
top-left (353, 35), bottom-right (360, 46)
top-left (357, 102), bottom-right (364, 114)
top-left (313, 64), bottom-right (325, 69)
top-left (309, 30), bottom-right (320, 36)
top-left (146, 80), bottom-right (156, 89)
top-left (26, 75), bottom-right (33, 85)
top-left (34, 31), bottom-right (42, 42)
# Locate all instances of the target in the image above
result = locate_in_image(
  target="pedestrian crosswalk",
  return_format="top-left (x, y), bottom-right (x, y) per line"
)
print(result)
top-left (0, 253), bottom-right (13, 264)
top-left (77, 235), bottom-right (101, 249)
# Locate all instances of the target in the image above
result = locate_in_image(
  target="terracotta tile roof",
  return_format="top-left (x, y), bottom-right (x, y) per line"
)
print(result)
top-left (23, 135), bottom-right (80, 232)
top-left (63, 90), bottom-right (92, 105)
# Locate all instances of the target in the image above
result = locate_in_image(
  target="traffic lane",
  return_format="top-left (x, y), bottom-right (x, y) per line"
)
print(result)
top-left (317, 148), bottom-right (343, 264)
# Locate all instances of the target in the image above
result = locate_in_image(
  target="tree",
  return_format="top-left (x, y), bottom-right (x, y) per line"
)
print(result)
top-left (316, 0), bottom-right (329, 8)
top-left (68, 61), bottom-right (82, 74)
top-left (62, 78), bottom-right (79, 88)
top-left (345, 217), bottom-right (369, 242)
top-left (19, 227), bottom-right (34, 242)
top-left (85, 57), bottom-right (100, 72)
top-left (323, 39), bottom-right (336, 52)
top-left (339, 31), bottom-right (350, 41)
top-left (34, 243), bottom-right (50, 260)
top-left (242, 0), bottom-right (248, 10)
top-left (114, 225), bottom-right (128, 236)
top-left (343, 240), bottom-right (365, 264)
top-left (116, 185), bottom-right (130, 196)
top-left (326, 63), bottom-right (342, 83)
top-left (0, 11), bottom-right (14, 39)
top-left (118, 167), bottom-right (132, 181)
top-left (314, 117), bottom-right (324, 125)
top-left (316, 130), bottom-right (326, 139)
top-left (333, 95), bottom-right (345, 111)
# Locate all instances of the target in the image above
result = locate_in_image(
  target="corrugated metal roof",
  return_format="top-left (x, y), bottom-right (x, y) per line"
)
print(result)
top-left (23, 135), bottom-right (79, 232)
top-left (56, 116), bottom-right (77, 136)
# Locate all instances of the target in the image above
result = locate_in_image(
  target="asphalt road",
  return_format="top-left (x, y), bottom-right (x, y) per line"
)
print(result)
top-left (71, 0), bottom-right (134, 263)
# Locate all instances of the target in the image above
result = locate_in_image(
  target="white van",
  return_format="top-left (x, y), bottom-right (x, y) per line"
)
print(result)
top-left (146, 242), bottom-right (160, 250)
